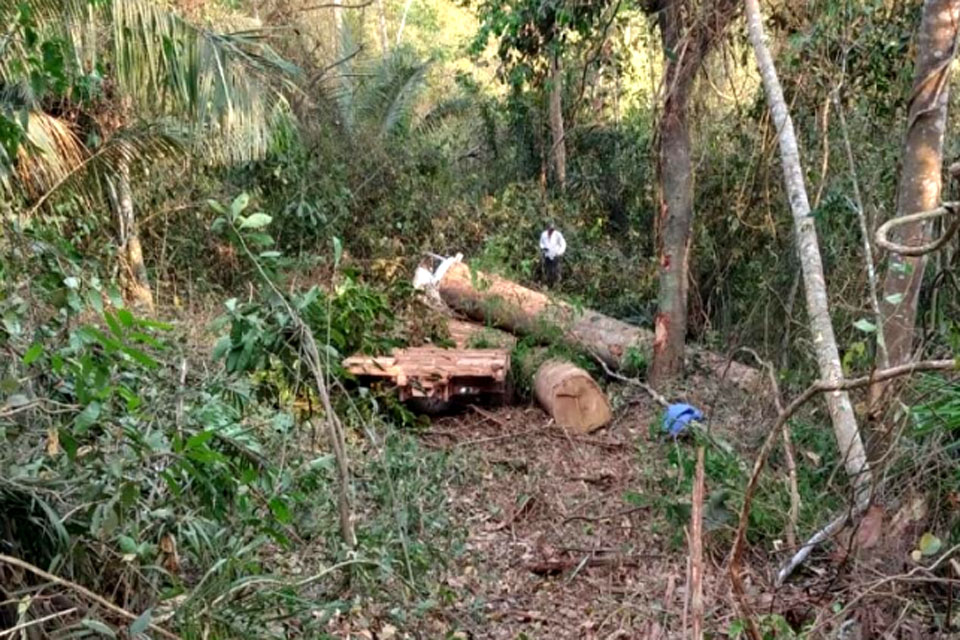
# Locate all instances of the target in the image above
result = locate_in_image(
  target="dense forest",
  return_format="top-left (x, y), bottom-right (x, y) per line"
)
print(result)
top-left (2, 0), bottom-right (960, 637)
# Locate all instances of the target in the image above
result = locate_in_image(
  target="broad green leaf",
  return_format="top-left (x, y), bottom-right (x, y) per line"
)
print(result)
top-left (269, 497), bottom-right (292, 524)
top-left (118, 535), bottom-right (138, 554)
top-left (106, 284), bottom-right (124, 308)
top-left (230, 192), bottom-right (250, 218)
top-left (86, 289), bottom-right (104, 314)
top-left (22, 343), bottom-right (43, 364)
top-left (884, 293), bottom-right (905, 305)
top-left (207, 199), bottom-right (227, 214)
top-left (238, 212), bottom-right (272, 229)
top-left (117, 308), bottom-right (135, 327)
top-left (186, 430), bottom-right (215, 449)
top-left (81, 618), bottom-right (117, 638)
top-left (104, 311), bottom-right (122, 337)
top-left (129, 608), bottom-right (152, 635)
top-left (64, 276), bottom-right (80, 290)
top-left (919, 532), bottom-right (942, 556)
top-left (853, 319), bottom-right (877, 333)
top-left (212, 335), bottom-right (232, 360)
top-left (259, 250), bottom-right (281, 259)
top-left (120, 345), bottom-right (159, 369)
top-left (333, 236), bottom-right (343, 268)
top-left (75, 401), bottom-right (101, 433)
top-left (135, 318), bottom-right (173, 331)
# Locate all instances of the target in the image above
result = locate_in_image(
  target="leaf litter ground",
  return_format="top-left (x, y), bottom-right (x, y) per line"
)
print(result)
top-left (399, 373), bottom-right (773, 639)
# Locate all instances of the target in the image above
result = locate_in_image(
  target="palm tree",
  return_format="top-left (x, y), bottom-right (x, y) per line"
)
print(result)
top-left (1, 0), bottom-right (297, 310)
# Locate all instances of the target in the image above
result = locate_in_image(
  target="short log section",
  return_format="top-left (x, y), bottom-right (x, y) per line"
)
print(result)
top-left (534, 359), bottom-right (612, 433)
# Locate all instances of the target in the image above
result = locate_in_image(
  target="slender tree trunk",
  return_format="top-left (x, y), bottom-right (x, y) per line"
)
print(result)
top-left (333, 0), bottom-right (343, 48)
top-left (649, 0), bottom-right (736, 383)
top-left (376, 0), bottom-right (389, 55)
top-left (744, 0), bottom-right (870, 492)
top-left (110, 161), bottom-right (153, 312)
top-left (396, 0), bottom-right (414, 47)
top-left (548, 52), bottom-right (567, 192)
top-left (650, 0), bottom-right (694, 384)
top-left (870, 0), bottom-right (960, 410)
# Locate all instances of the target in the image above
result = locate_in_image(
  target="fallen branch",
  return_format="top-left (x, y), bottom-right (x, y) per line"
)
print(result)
top-left (0, 554), bottom-right (180, 640)
top-left (0, 607), bottom-right (78, 638)
top-left (730, 357), bottom-right (959, 611)
top-left (525, 555), bottom-right (642, 575)
top-left (300, 0), bottom-right (374, 9)
top-left (562, 506), bottom-right (649, 525)
top-left (592, 352), bottom-right (669, 408)
top-left (690, 447), bottom-right (706, 640)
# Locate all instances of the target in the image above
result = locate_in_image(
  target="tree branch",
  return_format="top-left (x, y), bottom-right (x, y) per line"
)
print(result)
top-left (875, 201), bottom-right (960, 256)
top-left (300, 0), bottom-right (374, 9)
top-left (0, 554), bottom-right (181, 640)
top-left (730, 358), bottom-right (958, 608)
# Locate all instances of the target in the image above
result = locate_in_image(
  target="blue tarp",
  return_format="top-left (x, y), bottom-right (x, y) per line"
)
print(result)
top-left (662, 403), bottom-right (703, 437)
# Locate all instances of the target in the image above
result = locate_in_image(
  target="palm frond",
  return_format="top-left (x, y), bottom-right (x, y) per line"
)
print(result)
top-left (13, 111), bottom-right (87, 200)
top-left (340, 46), bottom-right (432, 139)
top-left (10, 118), bottom-right (184, 216)
top-left (109, 0), bottom-right (298, 163)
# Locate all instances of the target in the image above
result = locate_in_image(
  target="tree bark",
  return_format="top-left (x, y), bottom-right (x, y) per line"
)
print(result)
top-left (437, 262), bottom-right (761, 390)
top-left (651, 0), bottom-right (694, 384)
top-left (110, 160), bottom-right (153, 313)
top-left (548, 52), bottom-right (567, 192)
top-left (649, 0), bottom-right (737, 385)
top-left (870, 0), bottom-right (960, 409)
top-left (744, 0), bottom-right (870, 491)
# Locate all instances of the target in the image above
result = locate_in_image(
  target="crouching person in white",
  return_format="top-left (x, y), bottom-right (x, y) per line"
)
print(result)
top-left (539, 221), bottom-right (566, 287)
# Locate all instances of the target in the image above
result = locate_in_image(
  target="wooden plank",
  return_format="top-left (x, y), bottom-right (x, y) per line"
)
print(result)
top-left (343, 345), bottom-right (511, 401)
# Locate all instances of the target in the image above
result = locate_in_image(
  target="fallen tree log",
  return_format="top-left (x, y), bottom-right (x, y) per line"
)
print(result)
top-left (437, 262), bottom-right (760, 390)
top-left (534, 359), bottom-right (611, 433)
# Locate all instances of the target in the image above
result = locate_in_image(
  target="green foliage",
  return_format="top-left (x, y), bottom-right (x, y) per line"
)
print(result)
top-left (470, 0), bottom-right (612, 87)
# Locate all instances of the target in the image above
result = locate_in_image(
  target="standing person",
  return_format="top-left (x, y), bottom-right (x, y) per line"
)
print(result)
top-left (539, 221), bottom-right (566, 287)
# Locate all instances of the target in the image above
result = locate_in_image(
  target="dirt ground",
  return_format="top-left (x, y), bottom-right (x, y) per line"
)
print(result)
top-left (412, 373), bottom-right (773, 639)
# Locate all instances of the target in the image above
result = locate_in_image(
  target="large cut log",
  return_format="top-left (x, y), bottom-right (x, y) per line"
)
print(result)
top-left (437, 262), bottom-right (760, 390)
top-left (534, 359), bottom-right (611, 433)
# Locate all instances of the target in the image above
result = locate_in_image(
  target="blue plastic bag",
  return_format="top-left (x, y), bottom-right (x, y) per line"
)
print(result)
top-left (662, 403), bottom-right (703, 437)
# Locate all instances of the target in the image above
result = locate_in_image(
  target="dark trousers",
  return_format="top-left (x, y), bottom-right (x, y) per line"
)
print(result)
top-left (543, 255), bottom-right (561, 286)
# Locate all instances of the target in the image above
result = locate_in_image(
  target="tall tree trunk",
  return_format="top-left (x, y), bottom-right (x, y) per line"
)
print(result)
top-left (376, 0), bottom-right (389, 55)
top-left (111, 161), bottom-right (153, 312)
top-left (649, 0), bottom-right (736, 384)
top-left (744, 0), bottom-right (870, 492)
top-left (650, 0), bottom-right (694, 384)
top-left (548, 52), bottom-right (567, 192)
top-left (870, 0), bottom-right (960, 410)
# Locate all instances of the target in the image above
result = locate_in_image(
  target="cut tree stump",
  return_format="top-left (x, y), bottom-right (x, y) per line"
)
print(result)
top-left (437, 262), bottom-right (760, 390)
top-left (534, 359), bottom-right (611, 433)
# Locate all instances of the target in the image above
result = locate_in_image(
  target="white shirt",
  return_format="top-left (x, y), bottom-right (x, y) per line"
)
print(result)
top-left (539, 229), bottom-right (566, 260)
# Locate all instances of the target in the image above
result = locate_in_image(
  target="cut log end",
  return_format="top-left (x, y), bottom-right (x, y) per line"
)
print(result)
top-left (534, 360), bottom-right (612, 434)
